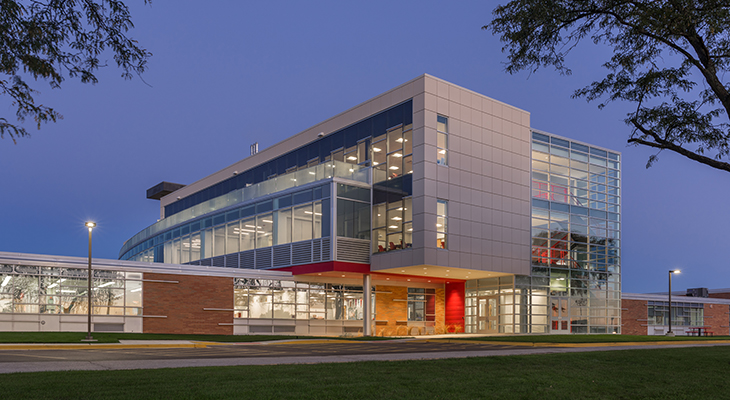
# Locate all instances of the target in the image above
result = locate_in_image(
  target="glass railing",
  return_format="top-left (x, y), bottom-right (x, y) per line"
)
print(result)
top-left (120, 161), bottom-right (369, 258)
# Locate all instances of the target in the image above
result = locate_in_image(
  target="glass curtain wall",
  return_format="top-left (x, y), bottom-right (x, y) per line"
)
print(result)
top-left (233, 279), bottom-right (371, 321)
top-left (127, 184), bottom-right (331, 264)
top-left (530, 132), bottom-right (621, 334)
top-left (0, 264), bottom-right (142, 316)
top-left (464, 276), bottom-right (546, 334)
top-left (648, 302), bottom-right (704, 326)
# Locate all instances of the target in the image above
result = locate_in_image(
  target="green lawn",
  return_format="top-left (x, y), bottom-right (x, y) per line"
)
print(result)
top-left (0, 332), bottom-right (394, 344)
top-left (0, 331), bottom-right (726, 344)
top-left (0, 346), bottom-right (727, 399)
top-left (463, 334), bottom-right (730, 343)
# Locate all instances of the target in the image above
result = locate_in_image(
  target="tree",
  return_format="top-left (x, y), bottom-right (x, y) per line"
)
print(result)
top-left (0, 0), bottom-right (150, 143)
top-left (486, 0), bottom-right (730, 173)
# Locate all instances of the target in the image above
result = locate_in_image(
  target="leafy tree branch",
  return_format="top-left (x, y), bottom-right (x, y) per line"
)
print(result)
top-left (486, 0), bottom-right (730, 173)
top-left (0, 0), bottom-right (151, 143)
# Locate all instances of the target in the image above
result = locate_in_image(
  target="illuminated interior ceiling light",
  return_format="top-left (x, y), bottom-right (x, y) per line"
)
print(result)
top-left (291, 178), bottom-right (297, 181)
top-left (341, 275), bottom-right (346, 277)
top-left (392, 216), bottom-right (402, 221)
top-left (349, 169), bottom-right (354, 172)
top-left (61, 289), bottom-right (77, 293)
top-left (408, 170), bottom-right (413, 173)
top-left (392, 153), bottom-right (403, 158)
top-left (436, 224), bottom-right (442, 227)
top-left (347, 156), bottom-right (357, 161)
top-left (396, 138), bottom-right (403, 143)
top-left (407, 228), bottom-right (413, 231)
top-left (407, 279), bottom-right (411, 281)
top-left (0, 276), bottom-right (10, 287)
top-left (262, 220), bottom-right (273, 223)
top-left (98, 281), bottom-right (114, 288)
top-left (304, 211), bottom-right (313, 214)
top-left (397, 207), bottom-right (403, 211)
top-left (446, 270), bottom-right (450, 272)
top-left (389, 225), bottom-right (398, 229)
top-left (314, 212), bottom-right (322, 216)
top-left (309, 171), bottom-right (316, 175)
top-left (439, 149), bottom-right (446, 154)
top-left (372, 162), bottom-right (379, 166)
top-left (389, 166), bottom-right (399, 170)
top-left (372, 147), bottom-right (381, 152)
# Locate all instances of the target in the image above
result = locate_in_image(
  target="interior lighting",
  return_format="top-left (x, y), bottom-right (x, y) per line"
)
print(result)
top-left (392, 216), bottom-right (402, 221)
top-left (392, 153), bottom-right (403, 158)
top-left (131, 288), bottom-right (142, 293)
top-left (347, 156), bottom-right (358, 161)
top-left (389, 225), bottom-right (398, 229)
top-left (309, 171), bottom-right (316, 175)
top-left (396, 138), bottom-right (403, 143)
top-left (436, 224), bottom-right (442, 227)
top-left (389, 166), bottom-right (399, 170)
top-left (0, 276), bottom-right (10, 288)
top-left (373, 147), bottom-right (381, 152)
top-left (262, 219), bottom-right (273, 223)
top-left (439, 149), bottom-right (446, 154)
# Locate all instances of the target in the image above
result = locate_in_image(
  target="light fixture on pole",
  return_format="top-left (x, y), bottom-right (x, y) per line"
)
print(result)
top-left (666, 269), bottom-right (680, 337)
top-left (82, 222), bottom-right (97, 342)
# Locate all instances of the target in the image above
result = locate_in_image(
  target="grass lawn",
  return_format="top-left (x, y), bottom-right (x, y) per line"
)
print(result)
top-left (0, 332), bottom-right (395, 344)
top-left (0, 346), bottom-right (727, 399)
top-left (0, 331), bottom-right (726, 344)
top-left (463, 334), bottom-right (730, 343)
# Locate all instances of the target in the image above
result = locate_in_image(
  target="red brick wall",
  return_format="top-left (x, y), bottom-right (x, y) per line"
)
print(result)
top-left (704, 303), bottom-right (730, 336)
top-left (709, 292), bottom-right (730, 300)
top-left (143, 273), bottom-right (233, 335)
top-left (445, 282), bottom-right (465, 329)
top-left (621, 299), bottom-right (647, 335)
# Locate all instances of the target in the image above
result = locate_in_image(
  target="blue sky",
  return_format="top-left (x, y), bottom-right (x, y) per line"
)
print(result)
top-left (1, 1), bottom-right (727, 293)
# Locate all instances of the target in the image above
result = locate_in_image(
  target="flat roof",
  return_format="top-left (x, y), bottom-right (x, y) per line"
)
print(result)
top-left (0, 251), bottom-right (293, 280)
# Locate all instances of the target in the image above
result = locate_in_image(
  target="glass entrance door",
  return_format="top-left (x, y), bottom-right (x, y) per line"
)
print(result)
top-left (551, 297), bottom-right (570, 333)
top-left (477, 296), bottom-right (498, 334)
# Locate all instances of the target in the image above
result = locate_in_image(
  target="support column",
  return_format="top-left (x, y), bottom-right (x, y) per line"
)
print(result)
top-left (363, 274), bottom-right (372, 336)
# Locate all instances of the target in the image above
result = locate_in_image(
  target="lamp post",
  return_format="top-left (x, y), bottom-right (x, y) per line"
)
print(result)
top-left (82, 222), bottom-right (97, 342)
top-left (666, 269), bottom-right (680, 337)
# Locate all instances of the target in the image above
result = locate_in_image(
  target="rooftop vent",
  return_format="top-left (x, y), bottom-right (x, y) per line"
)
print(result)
top-left (251, 142), bottom-right (259, 156)
top-left (146, 181), bottom-right (186, 200)
top-left (686, 288), bottom-right (709, 298)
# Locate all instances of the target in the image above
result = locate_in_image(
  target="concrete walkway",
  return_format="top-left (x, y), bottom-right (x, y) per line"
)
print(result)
top-left (1, 339), bottom-right (729, 374)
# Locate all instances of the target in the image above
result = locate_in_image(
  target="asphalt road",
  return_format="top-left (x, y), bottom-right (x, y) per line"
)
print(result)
top-left (0, 341), bottom-right (520, 363)
top-left (2, 340), bottom-right (729, 374)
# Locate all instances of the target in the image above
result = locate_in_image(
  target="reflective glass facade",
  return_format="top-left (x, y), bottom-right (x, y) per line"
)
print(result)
top-left (165, 101), bottom-right (413, 218)
top-left (530, 131), bottom-right (621, 333)
top-left (0, 264), bottom-right (142, 316)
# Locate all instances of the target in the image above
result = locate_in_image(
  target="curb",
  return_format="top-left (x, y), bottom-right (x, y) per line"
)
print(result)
top-left (0, 343), bottom-right (208, 350)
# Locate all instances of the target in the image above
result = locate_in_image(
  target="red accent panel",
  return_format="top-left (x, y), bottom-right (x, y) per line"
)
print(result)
top-left (274, 261), bottom-right (371, 275)
top-left (445, 281), bottom-right (465, 327)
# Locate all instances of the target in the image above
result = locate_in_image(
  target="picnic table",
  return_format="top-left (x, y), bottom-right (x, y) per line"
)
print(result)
top-left (686, 326), bottom-right (714, 336)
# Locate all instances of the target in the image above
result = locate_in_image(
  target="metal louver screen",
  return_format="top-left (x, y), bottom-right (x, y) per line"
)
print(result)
top-left (273, 245), bottom-right (291, 267)
top-left (255, 248), bottom-right (272, 269)
top-left (292, 241), bottom-right (313, 265)
top-left (240, 250), bottom-right (255, 269)
top-left (335, 238), bottom-right (370, 264)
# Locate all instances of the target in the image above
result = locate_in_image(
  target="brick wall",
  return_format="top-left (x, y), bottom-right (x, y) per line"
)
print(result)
top-left (143, 273), bottom-right (233, 335)
top-left (709, 292), bottom-right (730, 300)
top-left (374, 285), bottom-right (407, 328)
top-left (704, 303), bottom-right (730, 336)
top-left (621, 299), bottom-right (647, 335)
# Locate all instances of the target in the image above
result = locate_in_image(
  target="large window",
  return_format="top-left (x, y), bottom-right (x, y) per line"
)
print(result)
top-left (408, 288), bottom-right (435, 321)
top-left (648, 302), bottom-right (703, 326)
top-left (0, 265), bottom-right (142, 316)
top-left (373, 196), bottom-right (412, 253)
top-left (233, 280), bottom-right (368, 321)
top-left (436, 199), bottom-right (448, 249)
top-left (437, 115), bottom-right (448, 166)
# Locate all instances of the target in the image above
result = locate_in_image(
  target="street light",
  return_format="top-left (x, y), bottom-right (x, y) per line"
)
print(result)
top-left (666, 269), bottom-right (680, 337)
top-left (82, 222), bottom-right (97, 342)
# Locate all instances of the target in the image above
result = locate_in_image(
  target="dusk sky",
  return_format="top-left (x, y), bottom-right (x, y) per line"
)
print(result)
top-left (1, 1), bottom-right (727, 293)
